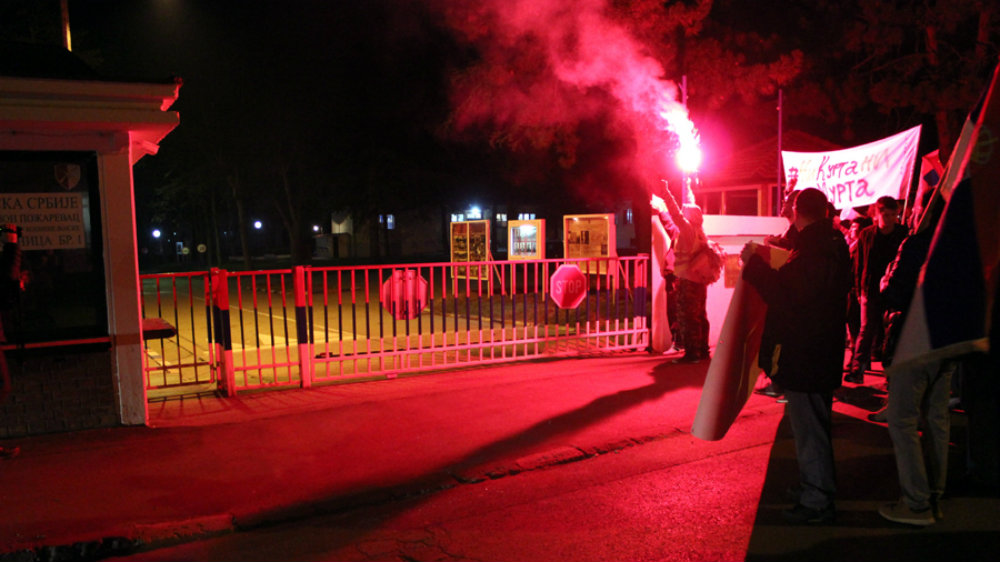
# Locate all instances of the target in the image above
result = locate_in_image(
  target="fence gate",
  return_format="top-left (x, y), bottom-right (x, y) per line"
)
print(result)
top-left (141, 271), bottom-right (220, 397)
top-left (141, 255), bottom-right (650, 398)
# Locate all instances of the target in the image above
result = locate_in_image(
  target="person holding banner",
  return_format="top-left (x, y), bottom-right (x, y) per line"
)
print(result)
top-left (740, 188), bottom-right (852, 524)
top-left (846, 196), bottom-right (909, 384)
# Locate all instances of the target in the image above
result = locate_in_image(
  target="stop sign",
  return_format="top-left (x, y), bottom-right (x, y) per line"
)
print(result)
top-left (380, 269), bottom-right (428, 320)
top-left (550, 264), bottom-right (588, 309)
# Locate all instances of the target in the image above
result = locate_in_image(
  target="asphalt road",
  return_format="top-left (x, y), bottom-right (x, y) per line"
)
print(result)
top-left (119, 411), bottom-right (779, 562)
top-left (125, 361), bottom-right (1000, 562)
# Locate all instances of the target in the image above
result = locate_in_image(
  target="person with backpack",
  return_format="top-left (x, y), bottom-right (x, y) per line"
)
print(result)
top-left (651, 185), bottom-right (713, 363)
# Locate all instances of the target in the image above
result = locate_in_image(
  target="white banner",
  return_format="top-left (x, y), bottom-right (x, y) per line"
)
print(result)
top-left (782, 125), bottom-right (921, 210)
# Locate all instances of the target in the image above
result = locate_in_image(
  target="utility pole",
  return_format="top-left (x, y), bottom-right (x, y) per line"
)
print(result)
top-left (60, 0), bottom-right (72, 51)
top-left (776, 89), bottom-right (783, 215)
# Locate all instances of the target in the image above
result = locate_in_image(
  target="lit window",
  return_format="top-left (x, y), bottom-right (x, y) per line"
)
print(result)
top-left (468, 206), bottom-right (482, 219)
top-left (378, 214), bottom-right (384, 225)
top-left (451, 213), bottom-right (465, 222)
top-left (625, 208), bottom-right (633, 224)
top-left (496, 212), bottom-right (507, 223)
top-left (386, 214), bottom-right (395, 230)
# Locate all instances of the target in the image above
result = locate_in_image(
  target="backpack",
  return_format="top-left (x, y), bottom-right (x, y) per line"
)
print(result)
top-left (686, 241), bottom-right (725, 285)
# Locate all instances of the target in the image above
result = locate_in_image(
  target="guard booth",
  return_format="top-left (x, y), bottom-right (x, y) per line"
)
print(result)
top-left (0, 46), bottom-right (181, 438)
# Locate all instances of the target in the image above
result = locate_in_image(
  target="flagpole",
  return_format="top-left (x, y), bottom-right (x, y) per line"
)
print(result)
top-left (776, 89), bottom-right (783, 216)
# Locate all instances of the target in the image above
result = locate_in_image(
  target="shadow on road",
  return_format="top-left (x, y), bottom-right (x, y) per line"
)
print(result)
top-left (746, 405), bottom-right (998, 562)
top-left (188, 359), bottom-right (705, 561)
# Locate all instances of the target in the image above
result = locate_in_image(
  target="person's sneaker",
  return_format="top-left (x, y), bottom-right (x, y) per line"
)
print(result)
top-left (878, 500), bottom-right (935, 526)
top-left (782, 503), bottom-right (835, 524)
top-left (868, 407), bottom-right (888, 423)
top-left (930, 493), bottom-right (944, 520)
top-left (755, 382), bottom-right (783, 398)
top-left (844, 372), bottom-right (864, 384)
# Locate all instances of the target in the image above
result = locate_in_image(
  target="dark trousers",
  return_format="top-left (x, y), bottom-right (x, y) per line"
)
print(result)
top-left (786, 390), bottom-right (837, 509)
top-left (850, 293), bottom-right (884, 375)
top-left (677, 278), bottom-right (709, 357)
top-left (846, 290), bottom-right (860, 349)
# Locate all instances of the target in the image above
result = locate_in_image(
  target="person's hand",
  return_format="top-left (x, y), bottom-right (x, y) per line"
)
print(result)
top-left (650, 195), bottom-right (667, 213)
top-left (763, 234), bottom-right (779, 245)
top-left (740, 242), bottom-right (757, 265)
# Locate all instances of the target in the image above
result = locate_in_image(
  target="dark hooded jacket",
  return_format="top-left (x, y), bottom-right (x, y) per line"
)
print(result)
top-left (743, 219), bottom-right (851, 392)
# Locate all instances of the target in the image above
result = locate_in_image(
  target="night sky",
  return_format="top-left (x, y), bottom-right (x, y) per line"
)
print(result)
top-left (68, 1), bottom-right (455, 176)
top-left (68, 0), bottom-right (472, 251)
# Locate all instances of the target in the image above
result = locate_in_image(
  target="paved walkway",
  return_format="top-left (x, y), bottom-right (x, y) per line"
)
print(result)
top-left (0, 352), bottom-right (996, 561)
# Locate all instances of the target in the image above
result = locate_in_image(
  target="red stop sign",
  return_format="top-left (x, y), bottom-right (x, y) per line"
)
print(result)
top-left (550, 264), bottom-right (588, 309)
top-left (380, 269), bottom-right (428, 320)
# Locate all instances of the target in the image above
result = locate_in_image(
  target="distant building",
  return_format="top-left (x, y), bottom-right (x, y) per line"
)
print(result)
top-left (698, 131), bottom-right (843, 216)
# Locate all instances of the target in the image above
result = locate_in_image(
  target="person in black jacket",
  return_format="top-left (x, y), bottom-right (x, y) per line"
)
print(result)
top-left (846, 196), bottom-right (908, 383)
top-left (741, 188), bottom-right (852, 524)
top-left (0, 223), bottom-right (22, 460)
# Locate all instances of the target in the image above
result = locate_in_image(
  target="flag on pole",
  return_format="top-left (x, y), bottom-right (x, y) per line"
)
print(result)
top-left (919, 150), bottom-right (944, 194)
top-left (888, 60), bottom-right (1000, 373)
top-left (904, 150), bottom-right (944, 225)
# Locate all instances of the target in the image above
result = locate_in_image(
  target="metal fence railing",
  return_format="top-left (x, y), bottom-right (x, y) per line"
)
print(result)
top-left (140, 271), bottom-right (218, 398)
top-left (140, 255), bottom-right (650, 398)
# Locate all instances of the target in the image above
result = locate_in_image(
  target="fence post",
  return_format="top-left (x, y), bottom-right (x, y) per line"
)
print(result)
top-left (294, 265), bottom-right (313, 389)
top-left (635, 254), bottom-right (651, 348)
top-left (649, 213), bottom-right (673, 352)
top-left (211, 268), bottom-right (236, 397)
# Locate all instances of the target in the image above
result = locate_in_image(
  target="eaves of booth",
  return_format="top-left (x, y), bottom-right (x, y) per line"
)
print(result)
top-left (0, 76), bottom-right (181, 164)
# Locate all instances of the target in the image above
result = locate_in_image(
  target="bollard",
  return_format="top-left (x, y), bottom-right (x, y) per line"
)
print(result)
top-left (294, 266), bottom-right (313, 388)
top-left (210, 268), bottom-right (236, 396)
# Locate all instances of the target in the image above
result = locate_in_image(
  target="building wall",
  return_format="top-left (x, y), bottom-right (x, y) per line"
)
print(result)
top-left (0, 348), bottom-right (117, 439)
top-left (703, 214), bottom-right (790, 345)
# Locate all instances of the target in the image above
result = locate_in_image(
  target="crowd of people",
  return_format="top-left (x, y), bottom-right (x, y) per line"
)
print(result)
top-left (752, 187), bottom-right (996, 527)
top-left (652, 184), bottom-right (998, 528)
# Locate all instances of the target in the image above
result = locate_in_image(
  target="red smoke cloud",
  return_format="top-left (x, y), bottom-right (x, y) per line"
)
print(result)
top-left (437, 0), bottom-right (696, 203)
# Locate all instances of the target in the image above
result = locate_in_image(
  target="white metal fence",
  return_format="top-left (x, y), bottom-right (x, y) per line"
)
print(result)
top-left (141, 255), bottom-right (650, 398)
